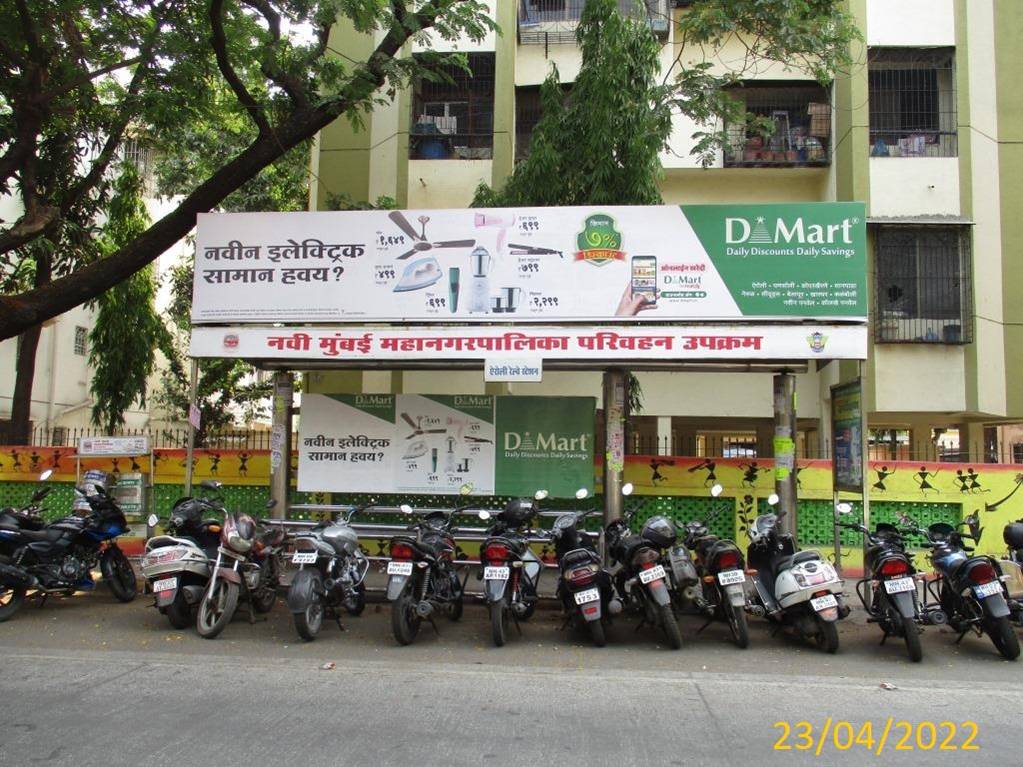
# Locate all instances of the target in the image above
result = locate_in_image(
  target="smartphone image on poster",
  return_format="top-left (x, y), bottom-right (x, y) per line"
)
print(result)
top-left (631, 255), bottom-right (657, 307)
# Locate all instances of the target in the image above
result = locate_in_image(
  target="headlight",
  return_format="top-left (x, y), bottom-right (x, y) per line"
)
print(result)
top-left (227, 530), bottom-right (253, 553)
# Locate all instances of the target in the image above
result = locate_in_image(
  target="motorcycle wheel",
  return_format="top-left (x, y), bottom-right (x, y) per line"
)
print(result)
top-left (490, 601), bottom-right (507, 647)
top-left (815, 617), bottom-right (840, 654)
top-left (448, 592), bottom-right (464, 622)
top-left (345, 582), bottom-right (366, 617)
top-left (165, 592), bottom-right (192, 630)
top-left (294, 595), bottom-right (324, 642)
top-left (252, 586), bottom-right (277, 614)
top-left (726, 603), bottom-right (750, 649)
top-left (660, 604), bottom-right (683, 650)
top-left (101, 548), bottom-right (137, 603)
top-left (390, 583), bottom-right (421, 646)
top-left (900, 616), bottom-right (923, 663)
top-left (986, 615), bottom-right (1021, 660)
top-left (588, 619), bottom-right (607, 648)
top-left (196, 580), bottom-right (239, 639)
top-left (0, 583), bottom-right (25, 623)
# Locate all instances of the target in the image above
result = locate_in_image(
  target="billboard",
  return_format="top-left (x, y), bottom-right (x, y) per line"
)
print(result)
top-left (192, 204), bottom-right (866, 324)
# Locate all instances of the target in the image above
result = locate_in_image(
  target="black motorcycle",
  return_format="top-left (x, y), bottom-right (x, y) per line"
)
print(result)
top-left (680, 484), bottom-right (751, 648)
top-left (478, 492), bottom-right (545, 647)
top-left (836, 506), bottom-right (927, 662)
top-left (904, 511), bottom-right (1019, 660)
top-left (387, 504), bottom-right (465, 645)
top-left (286, 504), bottom-right (368, 641)
top-left (605, 484), bottom-right (683, 650)
top-left (0, 483), bottom-right (136, 622)
top-left (549, 491), bottom-right (616, 647)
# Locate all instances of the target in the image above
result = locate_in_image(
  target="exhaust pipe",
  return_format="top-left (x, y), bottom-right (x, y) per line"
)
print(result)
top-left (415, 600), bottom-right (434, 618)
top-left (921, 608), bottom-right (947, 626)
top-left (0, 561), bottom-right (34, 590)
top-left (608, 597), bottom-right (623, 615)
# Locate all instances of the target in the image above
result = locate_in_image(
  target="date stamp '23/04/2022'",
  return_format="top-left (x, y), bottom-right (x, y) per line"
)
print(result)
top-left (773, 720), bottom-right (979, 756)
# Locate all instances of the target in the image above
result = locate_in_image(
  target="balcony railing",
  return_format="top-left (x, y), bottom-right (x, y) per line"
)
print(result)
top-left (723, 84), bottom-right (831, 168)
top-left (518, 0), bottom-right (670, 45)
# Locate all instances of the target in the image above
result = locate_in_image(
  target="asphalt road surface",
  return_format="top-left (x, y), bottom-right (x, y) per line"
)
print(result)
top-left (1, 587), bottom-right (1021, 766)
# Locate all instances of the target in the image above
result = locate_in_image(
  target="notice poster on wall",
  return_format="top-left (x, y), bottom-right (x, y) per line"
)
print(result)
top-left (297, 394), bottom-right (593, 496)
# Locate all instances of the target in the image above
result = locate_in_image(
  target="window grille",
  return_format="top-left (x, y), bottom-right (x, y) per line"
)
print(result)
top-left (873, 227), bottom-right (972, 344)
top-left (868, 48), bottom-right (957, 157)
top-left (73, 326), bottom-right (88, 356)
top-left (410, 53), bottom-right (495, 160)
top-left (723, 81), bottom-right (831, 167)
top-left (514, 84), bottom-right (572, 161)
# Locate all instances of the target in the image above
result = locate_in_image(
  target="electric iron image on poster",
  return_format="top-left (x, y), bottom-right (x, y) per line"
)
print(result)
top-left (191, 204), bottom-right (867, 324)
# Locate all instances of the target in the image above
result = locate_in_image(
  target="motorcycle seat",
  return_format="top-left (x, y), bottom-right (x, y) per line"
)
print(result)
top-left (394, 534), bottom-right (443, 559)
top-left (560, 547), bottom-right (598, 570)
top-left (15, 527), bottom-right (66, 543)
top-left (773, 550), bottom-right (820, 574)
top-left (614, 534), bottom-right (653, 566)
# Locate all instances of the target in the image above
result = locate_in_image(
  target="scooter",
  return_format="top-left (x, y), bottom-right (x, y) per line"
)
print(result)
top-left (998, 518), bottom-right (1023, 626)
top-left (903, 511), bottom-right (1019, 660)
top-left (549, 489), bottom-right (618, 647)
top-left (286, 503), bottom-right (369, 641)
top-left (680, 483), bottom-right (752, 648)
top-left (835, 503), bottom-right (929, 662)
top-left (746, 494), bottom-right (848, 653)
top-left (141, 480), bottom-right (225, 629)
top-left (477, 491), bottom-right (546, 647)
top-left (605, 483), bottom-right (684, 650)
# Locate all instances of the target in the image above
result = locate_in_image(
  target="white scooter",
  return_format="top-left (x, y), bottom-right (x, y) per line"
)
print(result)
top-left (745, 494), bottom-right (848, 653)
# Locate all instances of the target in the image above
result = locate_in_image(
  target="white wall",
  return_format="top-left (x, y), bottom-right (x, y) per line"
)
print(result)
top-left (867, 0), bottom-right (955, 47)
top-left (868, 158), bottom-right (960, 217)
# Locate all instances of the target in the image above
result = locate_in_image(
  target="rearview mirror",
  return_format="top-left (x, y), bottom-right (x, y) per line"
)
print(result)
top-left (478, 510), bottom-right (491, 521)
top-left (39, 469), bottom-right (53, 481)
top-left (400, 504), bottom-right (413, 515)
top-left (534, 489), bottom-right (549, 501)
top-left (835, 502), bottom-right (853, 515)
top-left (767, 493), bottom-right (780, 506)
top-left (575, 488), bottom-right (589, 500)
top-left (200, 479), bottom-right (222, 491)
top-left (265, 499), bottom-right (277, 510)
top-left (147, 513), bottom-right (159, 528)
top-left (622, 483), bottom-right (634, 497)
top-left (711, 484), bottom-right (723, 498)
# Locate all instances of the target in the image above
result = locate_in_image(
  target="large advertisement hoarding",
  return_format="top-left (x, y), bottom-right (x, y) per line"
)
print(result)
top-left (192, 204), bottom-right (866, 324)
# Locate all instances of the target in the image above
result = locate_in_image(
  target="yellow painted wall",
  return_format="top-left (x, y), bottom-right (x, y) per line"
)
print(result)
top-left (407, 160), bottom-right (494, 209)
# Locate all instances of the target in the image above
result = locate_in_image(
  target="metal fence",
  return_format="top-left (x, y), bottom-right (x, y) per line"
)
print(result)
top-left (518, 0), bottom-right (670, 44)
top-left (723, 82), bottom-right (832, 168)
top-left (0, 425), bottom-right (286, 451)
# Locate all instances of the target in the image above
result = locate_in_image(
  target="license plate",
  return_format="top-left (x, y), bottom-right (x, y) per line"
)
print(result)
top-left (974, 580), bottom-right (1003, 599)
top-left (718, 569), bottom-right (746, 586)
top-left (810, 594), bottom-right (838, 611)
top-left (574, 587), bottom-right (600, 605)
top-left (387, 561), bottom-right (413, 576)
top-left (484, 566), bottom-right (510, 581)
top-left (153, 577), bottom-right (177, 593)
top-left (638, 564), bottom-right (666, 584)
top-left (291, 551), bottom-right (317, 565)
top-left (884, 576), bottom-right (915, 594)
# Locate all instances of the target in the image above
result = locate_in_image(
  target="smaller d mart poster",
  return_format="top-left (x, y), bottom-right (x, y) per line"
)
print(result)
top-left (298, 394), bottom-right (594, 497)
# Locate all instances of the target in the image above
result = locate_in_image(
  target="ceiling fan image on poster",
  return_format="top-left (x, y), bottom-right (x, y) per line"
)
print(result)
top-left (388, 211), bottom-right (475, 260)
top-left (401, 412), bottom-right (447, 440)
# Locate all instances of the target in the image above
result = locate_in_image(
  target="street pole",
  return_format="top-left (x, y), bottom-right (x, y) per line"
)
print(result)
top-left (183, 358), bottom-right (199, 496)
top-left (773, 372), bottom-right (798, 541)
top-left (602, 368), bottom-right (627, 541)
top-left (269, 371), bottom-right (294, 520)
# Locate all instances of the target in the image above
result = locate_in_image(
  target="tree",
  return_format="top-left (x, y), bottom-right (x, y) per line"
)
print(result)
top-left (0, 0), bottom-right (495, 344)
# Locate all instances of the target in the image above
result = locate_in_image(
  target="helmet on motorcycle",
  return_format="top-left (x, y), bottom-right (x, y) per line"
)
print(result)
top-left (500, 498), bottom-right (535, 526)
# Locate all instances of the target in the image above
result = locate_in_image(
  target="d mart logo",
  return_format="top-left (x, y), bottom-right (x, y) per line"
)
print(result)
top-left (725, 215), bottom-right (857, 246)
top-left (504, 431), bottom-right (590, 453)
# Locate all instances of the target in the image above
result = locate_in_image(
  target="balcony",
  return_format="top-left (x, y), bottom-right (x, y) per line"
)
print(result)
top-left (518, 0), bottom-right (670, 46)
top-left (723, 82), bottom-right (831, 169)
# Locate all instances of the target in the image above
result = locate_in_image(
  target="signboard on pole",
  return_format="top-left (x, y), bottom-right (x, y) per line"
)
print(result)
top-left (78, 436), bottom-right (150, 457)
top-left (191, 203), bottom-right (866, 324)
top-left (831, 379), bottom-right (864, 493)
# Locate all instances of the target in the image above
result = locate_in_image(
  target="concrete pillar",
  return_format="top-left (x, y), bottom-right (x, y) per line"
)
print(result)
top-left (773, 373), bottom-right (798, 539)
top-left (603, 369), bottom-right (627, 527)
top-left (656, 416), bottom-right (673, 456)
top-left (755, 419), bottom-right (776, 458)
top-left (909, 422), bottom-right (936, 463)
top-left (269, 371), bottom-right (294, 520)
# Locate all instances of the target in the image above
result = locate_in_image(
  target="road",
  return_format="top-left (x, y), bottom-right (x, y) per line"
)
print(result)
top-left (0, 588), bottom-right (1020, 766)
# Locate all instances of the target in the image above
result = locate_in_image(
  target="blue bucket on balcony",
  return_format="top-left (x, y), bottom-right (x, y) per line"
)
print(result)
top-left (418, 139), bottom-right (448, 159)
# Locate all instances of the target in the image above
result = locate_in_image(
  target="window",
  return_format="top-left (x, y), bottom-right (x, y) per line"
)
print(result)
top-left (409, 53), bottom-right (495, 160)
top-left (874, 227), bottom-right (972, 344)
top-left (73, 326), bottom-right (88, 356)
top-left (868, 48), bottom-right (957, 157)
top-left (514, 83), bottom-right (571, 161)
top-left (723, 82), bottom-right (832, 167)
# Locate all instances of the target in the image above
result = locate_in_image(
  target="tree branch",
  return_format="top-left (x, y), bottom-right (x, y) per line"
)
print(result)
top-left (46, 55), bottom-right (145, 99)
top-left (210, 0), bottom-right (272, 136)
top-left (243, 0), bottom-right (309, 108)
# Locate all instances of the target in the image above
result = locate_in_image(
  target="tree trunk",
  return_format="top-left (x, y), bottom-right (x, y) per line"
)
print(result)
top-left (8, 251), bottom-right (53, 444)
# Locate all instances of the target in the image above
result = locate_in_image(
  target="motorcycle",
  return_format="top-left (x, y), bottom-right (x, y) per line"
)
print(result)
top-left (0, 482), bottom-right (137, 622)
top-left (140, 480), bottom-right (225, 629)
top-left (903, 511), bottom-right (1019, 660)
top-left (286, 504), bottom-right (369, 641)
top-left (746, 494), bottom-right (848, 653)
top-left (549, 489), bottom-right (618, 647)
top-left (196, 501), bottom-right (283, 639)
top-left (835, 503), bottom-right (928, 662)
top-left (679, 483), bottom-right (752, 648)
top-left (477, 491), bottom-right (546, 647)
top-left (605, 483), bottom-right (684, 650)
top-left (998, 518), bottom-right (1023, 626)
top-left (387, 502), bottom-right (466, 645)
